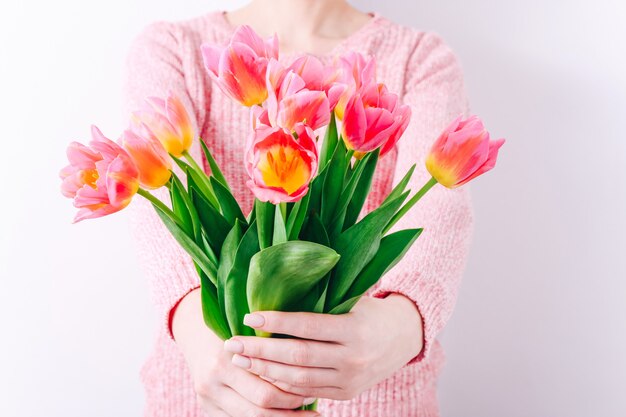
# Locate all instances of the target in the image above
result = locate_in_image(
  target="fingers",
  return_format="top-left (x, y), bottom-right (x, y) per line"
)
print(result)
top-left (216, 385), bottom-right (320, 417)
top-left (225, 336), bottom-right (343, 368)
top-left (223, 364), bottom-right (313, 410)
top-left (196, 399), bottom-right (229, 417)
top-left (232, 353), bottom-right (340, 389)
top-left (244, 311), bottom-right (350, 342)
top-left (272, 380), bottom-right (353, 402)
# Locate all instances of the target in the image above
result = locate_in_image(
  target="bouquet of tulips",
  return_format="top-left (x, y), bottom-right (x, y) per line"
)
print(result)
top-left (59, 25), bottom-right (504, 411)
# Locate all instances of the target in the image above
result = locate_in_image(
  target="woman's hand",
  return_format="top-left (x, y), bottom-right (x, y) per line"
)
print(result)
top-left (172, 289), bottom-right (320, 416)
top-left (223, 294), bottom-right (424, 401)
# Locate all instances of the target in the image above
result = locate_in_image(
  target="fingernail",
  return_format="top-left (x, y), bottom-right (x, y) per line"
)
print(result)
top-left (243, 313), bottom-right (265, 328)
top-left (224, 339), bottom-right (244, 354)
top-left (231, 354), bottom-right (252, 369)
top-left (303, 397), bottom-right (316, 406)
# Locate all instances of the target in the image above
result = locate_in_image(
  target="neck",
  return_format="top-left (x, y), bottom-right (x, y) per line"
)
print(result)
top-left (229, 0), bottom-right (365, 39)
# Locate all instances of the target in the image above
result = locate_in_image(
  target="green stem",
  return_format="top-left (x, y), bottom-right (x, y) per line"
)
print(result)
top-left (182, 150), bottom-right (204, 173)
top-left (137, 188), bottom-right (177, 221)
top-left (383, 176), bottom-right (438, 234)
top-left (297, 399), bottom-right (318, 411)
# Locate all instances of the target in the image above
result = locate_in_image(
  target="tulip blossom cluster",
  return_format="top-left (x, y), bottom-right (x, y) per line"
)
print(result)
top-left (60, 94), bottom-right (195, 222)
top-left (59, 24), bottom-right (504, 412)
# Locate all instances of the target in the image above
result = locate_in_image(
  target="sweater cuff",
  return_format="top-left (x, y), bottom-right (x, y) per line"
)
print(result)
top-left (371, 273), bottom-right (441, 365)
top-left (165, 284), bottom-right (201, 342)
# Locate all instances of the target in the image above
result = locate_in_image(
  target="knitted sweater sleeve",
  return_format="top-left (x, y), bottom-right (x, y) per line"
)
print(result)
top-left (122, 21), bottom-right (202, 341)
top-left (371, 32), bottom-right (474, 363)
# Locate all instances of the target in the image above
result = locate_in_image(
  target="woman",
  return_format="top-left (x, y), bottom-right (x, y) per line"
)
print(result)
top-left (125, 1), bottom-right (473, 416)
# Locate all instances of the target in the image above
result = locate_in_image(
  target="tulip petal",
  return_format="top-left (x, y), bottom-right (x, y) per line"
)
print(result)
top-left (341, 94), bottom-right (367, 150)
top-left (278, 90), bottom-right (330, 131)
top-left (456, 138), bottom-right (505, 186)
top-left (201, 44), bottom-right (222, 77)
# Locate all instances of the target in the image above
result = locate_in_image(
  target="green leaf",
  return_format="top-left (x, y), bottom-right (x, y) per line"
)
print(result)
top-left (169, 177), bottom-right (193, 237)
top-left (152, 204), bottom-right (217, 285)
top-left (247, 241), bottom-right (340, 315)
top-left (218, 221), bottom-right (260, 336)
top-left (217, 221), bottom-right (243, 332)
top-left (327, 151), bottom-right (376, 241)
top-left (301, 212), bottom-right (330, 246)
top-left (273, 204), bottom-right (287, 245)
top-left (330, 228), bottom-right (423, 315)
top-left (382, 164), bottom-right (416, 206)
top-left (170, 175), bottom-right (202, 241)
top-left (199, 137), bottom-right (231, 191)
top-left (344, 150), bottom-right (380, 229)
top-left (190, 188), bottom-right (231, 257)
top-left (199, 271), bottom-right (231, 340)
top-left (285, 192), bottom-right (310, 240)
top-left (326, 193), bottom-right (408, 310)
top-left (171, 155), bottom-right (220, 209)
top-left (255, 199), bottom-right (275, 250)
top-left (210, 177), bottom-right (246, 226)
top-left (321, 139), bottom-right (348, 225)
top-left (319, 112), bottom-right (338, 171)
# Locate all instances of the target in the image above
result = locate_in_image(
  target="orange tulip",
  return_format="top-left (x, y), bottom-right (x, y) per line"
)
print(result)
top-left (131, 93), bottom-right (195, 157)
top-left (120, 129), bottom-right (172, 189)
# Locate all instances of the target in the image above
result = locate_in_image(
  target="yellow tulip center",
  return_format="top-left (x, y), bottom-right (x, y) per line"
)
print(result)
top-left (81, 169), bottom-right (99, 189)
top-left (258, 145), bottom-right (310, 195)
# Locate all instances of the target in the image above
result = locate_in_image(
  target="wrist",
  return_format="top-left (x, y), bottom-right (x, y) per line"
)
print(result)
top-left (382, 293), bottom-right (424, 361)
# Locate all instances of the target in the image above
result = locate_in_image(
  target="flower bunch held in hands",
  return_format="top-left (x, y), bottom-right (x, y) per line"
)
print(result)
top-left (59, 23), bottom-right (505, 412)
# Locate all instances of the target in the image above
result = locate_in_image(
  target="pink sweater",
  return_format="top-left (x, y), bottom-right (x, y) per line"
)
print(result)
top-left (124, 10), bottom-right (473, 417)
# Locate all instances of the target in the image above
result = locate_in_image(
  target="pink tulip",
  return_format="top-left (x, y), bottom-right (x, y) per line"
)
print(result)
top-left (245, 123), bottom-right (318, 203)
top-left (426, 115), bottom-right (505, 188)
top-left (287, 55), bottom-right (345, 109)
top-left (60, 126), bottom-right (139, 223)
top-left (253, 59), bottom-right (331, 132)
top-left (120, 129), bottom-right (172, 189)
top-left (333, 52), bottom-right (377, 120)
top-left (341, 82), bottom-right (411, 156)
top-left (202, 25), bottom-right (278, 107)
top-left (131, 93), bottom-right (195, 158)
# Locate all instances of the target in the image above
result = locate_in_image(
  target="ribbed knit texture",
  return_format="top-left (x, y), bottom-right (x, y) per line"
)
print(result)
top-left (124, 10), bottom-right (473, 417)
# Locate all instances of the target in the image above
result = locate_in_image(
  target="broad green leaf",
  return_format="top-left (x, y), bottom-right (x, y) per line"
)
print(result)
top-left (169, 177), bottom-right (193, 237)
top-left (247, 241), bottom-right (340, 316)
top-left (190, 188), bottom-right (231, 256)
top-left (301, 212), bottom-right (330, 246)
top-left (210, 177), bottom-right (246, 225)
top-left (344, 149), bottom-right (380, 229)
top-left (321, 139), bottom-right (348, 225)
top-left (326, 193), bottom-right (408, 310)
top-left (199, 138), bottom-right (231, 191)
top-left (327, 151), bottom-right (375, 241)
top-left (199, 271), bottom-right (231, 340)
top-left (285, 191), bottom-right (310, 240)
top-left (319, 113), bottom-right (338, 171)
top-left (328, 295), bottom-right (360, 315)
top-left (220, 221), bottom-right (259, 336)
top-left (170, 174), bottom-right (201, 241)
top-left (171, 155), bottom-right (219, 209)
top-left (153, 204), bottom-right (217, 285)
top-left (217, 221), bottom-right (243, 332)
top-left (255, 199), bottom-right (274, 250)
top-left (331, 228), bottom-right (423, 314)
top-left (273, 204), bottom-right (287, 245)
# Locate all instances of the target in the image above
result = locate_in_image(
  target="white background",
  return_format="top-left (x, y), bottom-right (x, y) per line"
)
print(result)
top-left (1, 1), bottom-right (625, 416)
